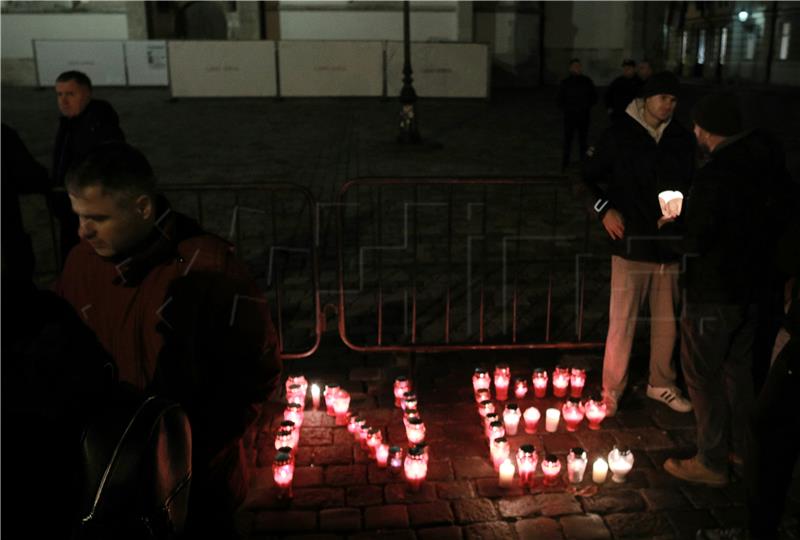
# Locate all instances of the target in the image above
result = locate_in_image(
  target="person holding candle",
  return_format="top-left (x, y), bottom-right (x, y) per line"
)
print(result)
top-left (578, 72), bottom-right (694, 418)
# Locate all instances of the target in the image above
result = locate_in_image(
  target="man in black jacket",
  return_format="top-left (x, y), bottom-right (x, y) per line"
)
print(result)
top-left (557, 58), bottom-right (597, 171)
top-left (579, 71), bottom-right (695, 417)
top-left (661, 93), bottom-right (796, 487)
top-left (604, 59), bottom-right (640, 124)
top-left (52, 71), bottom-right (125, 264)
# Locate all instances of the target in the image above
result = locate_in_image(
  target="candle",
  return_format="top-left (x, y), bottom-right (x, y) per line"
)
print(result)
top-left (567, 447), bottom-right (588, 484)
top-left (310, 383), bottom-right (321, 410)
top-left (592, 458), bottom-right (608, 483)
top-left (474, 388), bottom-right (491, 404)
top-left (516, 444), bottom-right (538, 487)
top-left (352, 417), bottom-right (367, 442)
top-left (561, 398), bottom-right (585, 432)
top-left (523, 406), bottom-right (541, 433)
top-left (514, 377), bottom-right (528, 399)
top-left (401, 392), bottom-right (418, 413)
top-left (274, 428), bottom-right (294, 451)
top-left (286, 384), bottom-right (305, 409)
top-left (503, 403), bottom-right (521, 436)
top-left (541, 454), bottom-right (562, 486)
top-left (584, 395), bottom-right (607, 430)
top-left (478, 400), bottom-right (496, 418)
top-left (403, 408), bottom-right (420, 426)
top-left (376, 443), bottom-right (390, 467)
top-left (490, 436), bottom-right (510, 471)
top-left (484, 413), bottom-right (499, 439)
top-left (569, 368), bottom-right (586, 398)
top-left (347, 414), bottom-right (361, 434)
top-left (285, 374), bottom-right (308, 400)
top-left (333, 390), bottom-right (351, 426)
top-left (324, 383), bottom-right (340, 416)
top-left (272, 450), bottom-right (294, 498)
top-left (552, 367), bottom-right (570, 398)
top-left (494, 364), bottom-right (511, 401)
top-left (498, 458), bottom-right (515, 488)
top-left (404, 446), bottom-right (428, 491)
top-left (545, 408), bottom-right (561, 433)
top-left (608, 447), bottom-right (634, 483)
top-left (488, 421), bottom-right (506, 447)
top-left (366, 428), bottom-right (383, 458)
top-left (389, 446), bottom-right (404, 474)
top-left (279, 420), bottom-right (298, 447)
top-left (393, 376), bottom-right (412, 408)
top-left (405, 417), bottom-right (426, 444)
top-left (358, 423), bottom-right (371, 450)
top-left (284, 403), bottom-right (304, 429)
top-left (532, 368), bottom-right (548, 398)
top-left (473, 367), bottom-right (491, 395)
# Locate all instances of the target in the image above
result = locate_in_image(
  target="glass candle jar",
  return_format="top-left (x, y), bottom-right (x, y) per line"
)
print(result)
top-left (389, 446), bottom-right (404, 475)
top-left (516, 444), bottom-right (539, 487)
top-left (404, 446), bottom-right (428, 491)
top-left (484, 412), bottom-right (499, 439)
top-left (490, 436), bottom-right (510, 471)
top-left (284, 403), bottom-right (304, 429)
top-left (376, 443), bottom-right (390, 467)
top-left (503, 403), bottom-right (521, 436)
top-left (473, 367), bottom-right (491, 395)
top-left (405, 417), bottom-right (426, 444)
top-left (310, 383), bottom-right (321, 410)
top-left (569, 368), bottom-right (586, 398)
top-left (523, 406), bottom-right (541, 433)
top-left (285, 374), bottom-right (308, 400)
top-left (366, 428), bottom-right (383, 458)
top-left (541, 454), bottom-right (562, 486)
top-left (584, 395), bottom-right (607, 430)
top-left (561, 398), bottom-right (584, 432)
top-left (552, 366), bottom-right (570, 398)
top-left (272, 450), bottom-right (294, 498)
top-left (592, 458), bottom-right (608, 483)
top-left (274, 428), bottom-right (294, 451)
top-left (514, 377), bottom-right (528, 400)
top-left (478, 400), bottom-right (496, 418)
top-left (608, 446), bottom-right (634, 483)
top-left (352, 417), bottom-right (367, 442)
top-left (393, 376), bottom-right (412, 408)
top-left (324, 383), bottom-right (340, 416)
top-left (401, 392), bottom-right (418, 413)
top-left (545, 408), bottom-right (561, 433)
top-left (333, 390), bottom-right (351, 426)
top-left (488, 421), bottom-right (506, 446)
top-left (286, 384), bottom-right (305, 409)
top-left (532, 368), bottom-right (548, 398)
top-left (498, 458), bottom-right (515, 488)
top-left (494, 364), bottom-right (511, 401)
top-left (474, 387), bottom-right (491, 405)
top-left (567, 447), bottom-right (588, 484)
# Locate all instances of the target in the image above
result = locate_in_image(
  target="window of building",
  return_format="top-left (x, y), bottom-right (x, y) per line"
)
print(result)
top-left (698, 29), bottom-right (707, 63)
top-left (780, 21), bottom-right (791, 60)
top-left (682, 30), bottom-right (689, 62)
top-left (720, 27), bottom-right (728, 64)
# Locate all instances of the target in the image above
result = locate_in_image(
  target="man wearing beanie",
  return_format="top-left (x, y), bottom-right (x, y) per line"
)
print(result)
top-left (661, 93), bottom-right (796, 495)
top-left (604, 59), bottom-right (640, 124)
top-left (579, 70), bottom-right (695, 419)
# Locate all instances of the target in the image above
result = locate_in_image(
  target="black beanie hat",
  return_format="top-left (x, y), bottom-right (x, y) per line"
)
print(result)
top-left (691, 93), bottom-right (743, 136)
top-left (642, 71), bottom-right (680, 98)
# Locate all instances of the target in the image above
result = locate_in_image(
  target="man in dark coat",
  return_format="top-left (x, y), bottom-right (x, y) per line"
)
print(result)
top-left (579, 71), bottom-right (695, 417)
top-left (557, 58), bottom-right (597, 171)
top-left (56, 142), bottom-right (281, 538)
top-left (661, 93), bottom-right (795, 487)
top-left (604, 59), bottom-right (640, 124)
top-left (52, 70), bottom-right (125, 265)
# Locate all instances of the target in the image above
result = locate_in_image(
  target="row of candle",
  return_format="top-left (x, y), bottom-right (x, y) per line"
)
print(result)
top-left (478, 397), bottom-right (607, 435)
top-left (496, 445), bottom-right (635, 487)
top-left (473, 365), bottom-right (588, 401)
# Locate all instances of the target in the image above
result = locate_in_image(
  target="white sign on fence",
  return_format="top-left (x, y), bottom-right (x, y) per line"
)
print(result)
top-left (279, 41), bottom-right (383, 97)
top-left (125, 41), bottom-right (169, 87)
top-left (386, 42), bottom-right (489, 98)
top-left (34, 40), bottom-right (127, 86)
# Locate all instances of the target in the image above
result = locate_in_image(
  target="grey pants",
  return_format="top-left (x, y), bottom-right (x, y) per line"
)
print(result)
top-left (602, 256), bottom-right (680, 398)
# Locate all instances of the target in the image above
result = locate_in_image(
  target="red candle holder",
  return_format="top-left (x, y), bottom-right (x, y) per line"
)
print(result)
top-left (376, 443), bottom-right (390, 467)
top-left (405, 417), bottom-right (426, 444)
top-left (474, 387), bottom-right (491, 404)
top-left (532, 368), bottom-right (548, 398)
top-left (561, 398), bottom-right (585, 432)
top-left (552, 367), bottom-right (570, 398)
top-left (473, 368), bottom-right (491, 395)
top-left (352, 417), bottom-right (367, 441)
top-left (273, 450), bottom-right (295, 498)
top-left (389, 446), bottom-right (404, 475)
top-left (488, 421), bottom-right (506, 446)
top-left (584, 395), bottom-right (607, 430)
top-left (494, 364), bottom-right (511, 401)
top-left (274, 428), bottom-right (294, 451)
top-left (279, 420), bottom-right (298, 447)
top-left (541, 454), bottom-right (562, 486)
top-left (404, 446), bottom-right (428, 491)
top-left (514, 377), bottom-right (528, 400)
top-left (358, 423), bottom-right (371, 450)
top-left (285, 374), bottom-right (308, 400)
top-left (333, 390), bottom-right (351, 426)
top-left (284, 403), bottom-right (304, 429)
top-left (324, 383), bottom-right (340, 416)
top-left (522, 406), bottom-right (541, 433)
top-left (366, 428), bottom-right (383, 458)
top-left (516, 444), bottom-right (539, 487)
top-left (478, 400), bottom-right (496, 418)
top-left (393, 376), bottom-right (412, 408)
top-left (401, 392), bottom-right (418, 413)
top-left (569, 368), bottom-right (586, 398)
top-left (286, 384), bottom-right (305, 410)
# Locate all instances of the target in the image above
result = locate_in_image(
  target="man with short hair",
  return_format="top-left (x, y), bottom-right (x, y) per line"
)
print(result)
top-left (605, 59), bottom-right (640, 124)
top-left (56, 142), bottom-right (281, 537)
top-left (557, 58), bottom-right (597, 171)
top-left (580, 71), bottom-right (695, 417)
top-left (52, 70), bottom-right (124, 263)
top-left (637, 59), bottom-right (653, 84)
top-left (661, 93), bottom-right (795, 487)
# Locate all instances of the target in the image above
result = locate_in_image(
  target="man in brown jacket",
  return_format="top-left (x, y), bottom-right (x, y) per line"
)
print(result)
top-left (56, 142), bottom-right (281, 538)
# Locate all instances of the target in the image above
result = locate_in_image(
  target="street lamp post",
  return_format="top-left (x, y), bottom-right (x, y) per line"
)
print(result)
top-left (398, 0), bottom-right (420, 143)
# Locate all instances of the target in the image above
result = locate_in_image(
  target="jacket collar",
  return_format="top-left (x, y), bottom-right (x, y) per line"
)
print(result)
top-left (626, 98), bottom-right (672, 143)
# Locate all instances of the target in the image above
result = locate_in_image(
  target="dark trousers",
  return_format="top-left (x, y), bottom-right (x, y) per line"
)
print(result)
top-left (562, 111), bottom-right (590, 170)
top-left (746, 336), bottom-right (800, 538)
top-left (680, 303), bottom-right (757, 472)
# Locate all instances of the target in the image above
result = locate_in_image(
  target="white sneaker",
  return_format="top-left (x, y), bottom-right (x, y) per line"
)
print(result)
top-left (646, 385), bottom-right (693, 413)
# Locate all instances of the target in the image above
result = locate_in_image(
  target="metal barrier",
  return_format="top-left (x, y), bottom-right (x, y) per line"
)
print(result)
top-left (336, 177), bottom-right (609, 353)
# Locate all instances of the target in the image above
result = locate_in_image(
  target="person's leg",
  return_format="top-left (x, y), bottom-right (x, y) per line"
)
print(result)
top-left (602, 256), bottom-right (648, 410)
top-left (562, 114), bottom-right (575, 170)
top-left (723, 304), bottom-right (757, 463)
top-left (647, 263), bottom-right (679, 388)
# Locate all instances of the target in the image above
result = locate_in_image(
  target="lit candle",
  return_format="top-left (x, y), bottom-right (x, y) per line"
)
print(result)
top-left (490, 436), bottom-right (510, 471)
top-left (274, 428), bottom-right (294, 451)
top-left (286, 384), bottom-right (305, 409)
top-left (366, 428), bottom-right (383, 458)
top-left (401, 392), bottom-right (418, 413)
top-left (584, 395), bottom-right (607, 430)
top-left (569, 368), bottom-right (586, 398)
top-left (403, 408), bottom-right (420, 426)
top-left (552, 367), bottom-right (570, 398)
top-left (514, 377), bottom-right (528, 400)
top-left (523, 406), bottom-right (541, 434)
top-left (541, 454), bottom-right (562, 486)
top-left (285, 374), bottom-right (308, 400)
top-left (324, 383), bottom-right (340, 416)
top-left (347, 414), bottom-right (361, 434)
top-left (333, 390), bottom-right (351, 426)
top-left (352, 417), bottom-right (367, 441)
top-left (389, 446), bottom-right (404, 475)
top-left (516, 444), bottom-right (538, 487)
top-left (532, 368), bottom-right (548, 398)
top-left (503, 403), bottom-right (521, 436)
top-left (404, 446), bottom-right (428, 491)
top-left (567, 447), bottom-right (588, 484)
top-left (472, 367), bottom-right (491, 395)
top-left (484, 413), bottom-right (499, 439)
top-left (279, 420), bottom-right (298, 447)
top-left (488, 421), bottom-right (506, 448)
top-left (545, 408), bottom-right (561, 433)
top-left (592, 458), bottom-right (608, 483)
top-left (358, 423), bottom-right (371, 450)
top-left (393, 376), bottom-right (412, 408)
top-left (284, 403), bottom-right (304, 429)
top-left (413, 442), bottom-right (430, 463)
top-left (474, 388), bottom-right (491, 405)
top-left (272, 450), bottom-right (294, 498)
top-left (376, 443), bottom-right (390, 467)
top-left (608, 447), bottom-right (634, 483)
top-left (561, 398), bottom-right (585, 432)
top-left (478, 400), bottom-right (496, 419)
top-left (405, 417), bottom-right (426, 444)
top-left (310, 383), bottom-right (321, 410)
top-left (498, 458), bottom-right (515, 488)
top-left (494, 364), bottom-right (511, 401)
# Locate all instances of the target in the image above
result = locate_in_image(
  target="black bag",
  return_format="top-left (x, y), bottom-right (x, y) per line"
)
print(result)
top-left (77, 390), bottom-right (192, 540)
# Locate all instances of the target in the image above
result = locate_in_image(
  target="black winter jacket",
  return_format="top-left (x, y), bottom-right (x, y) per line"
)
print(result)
top-left (579, 109), bottom-right (695, 263)
top-left (557, 74), bottom-right (597, 115)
